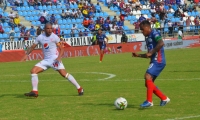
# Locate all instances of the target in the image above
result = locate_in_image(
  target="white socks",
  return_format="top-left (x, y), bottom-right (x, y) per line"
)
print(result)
top-left (31, 74), bottom-right (38, 91)
top-left (65, 73), bottom-right (80, 89)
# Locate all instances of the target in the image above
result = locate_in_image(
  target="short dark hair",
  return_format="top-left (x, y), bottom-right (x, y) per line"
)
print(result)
top-left (44, 23), bottom-right (52, 28)
top-left (139, 20), bottom-right (151, 27)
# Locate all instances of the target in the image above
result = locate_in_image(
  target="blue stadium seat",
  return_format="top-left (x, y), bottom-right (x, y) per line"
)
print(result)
top-left (74, 4), bottom-right (78, 8)
top-left (3, 23), bottom-right (8, 27)
top-left (36, 21), bottom-right (41, 26)
top-left (17, 7), bottom-right (21, 11)
top-left (14, 27), bottom-right (20, 32)
top-left (60, 25), bottom-right (65, 29)
top-left (29, 16), bottom-right (34, 21)
top-left (58, 19), bottom-right (62, 24)
top-left (2, 34), bottom-right (8, 39)
top-left (18, 11), bottom-right (23, 15)
top-left (25, 6), bottom-right (30, 11)
top-left (55, 15), bottom-right (61, 19)
top-left (25, 16), bottom-right (30, 20)
top-left (52, 5), bottom-right (56, 9)
top-left (47, 6), bottom-right (51, 10)
top-left (164, 28), bottom-right (169, 33)
top-left (21, 7), bottom-right (25, 11)
top-left (71, 19), bottom-right (76, 24)
top-left (67, 19), bottom-right (72, 24)
top-left (5, 28), bottom-right (10, 33)
top-left (24, 2), bottom-right (28, 6)
top-left (32, 21), bottom-right (36, 26)
top-left (188, 12), bottom-right (192, 16)
top-left (53, 10), bottom-right (58, 14)
top-left (30, 6), bottom-right (34, 11)
top-left (42, 6), bottom-right (47, 10)
top-left (62, 19), bottom-right (67, 24)
top-left (57, 5), bottom-right (61, 9)
top-left (27, 11), bottom-right (32, 16)
top-left (23, 11), bottom-right (27, 16)
top-left (95, 13), bottom-right (100, 17)
top-left (65, 25), bottom-right (69, 29)
top-left (3, 12), bottom-right (8, 17)
top-left (76, 19), bottom-right (81, 23)
top-left (99, 12), bottom-right (104, 17)
top-left (38, 6), bottom-right (42, 10)
top-left (110, 7), bottom-right (114, 11)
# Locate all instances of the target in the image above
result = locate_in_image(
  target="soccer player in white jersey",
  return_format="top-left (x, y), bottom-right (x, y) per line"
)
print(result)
top-left (22, 23), bottom-right (84, 97)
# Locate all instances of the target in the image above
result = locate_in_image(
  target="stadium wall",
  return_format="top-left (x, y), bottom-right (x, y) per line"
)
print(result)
top-left (0, 38), bottom-right (200, 62)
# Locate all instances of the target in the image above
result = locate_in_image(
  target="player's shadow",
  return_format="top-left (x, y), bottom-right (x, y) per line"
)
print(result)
top-left (168, 70), bottom-right (200, 72)
top-left (81, 103), bottom-right (138, 110)
top-left (0, 94), bottom-right (26, 99)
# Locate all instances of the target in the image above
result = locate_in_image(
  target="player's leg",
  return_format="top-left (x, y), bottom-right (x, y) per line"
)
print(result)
top-left (54, 61), bottom-right (83, 95)
top-left (24, 60), bottom-right (47, 97)
top-left (99, 44), bottom-right (105, 62)
top-left (140, 73), bottom-right (154, 107)
top-left (58, 69), bottom-right (84, 96)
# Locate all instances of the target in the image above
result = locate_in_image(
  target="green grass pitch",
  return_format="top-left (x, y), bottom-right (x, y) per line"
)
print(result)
top-left (0, 48), bottom-right (200, 120)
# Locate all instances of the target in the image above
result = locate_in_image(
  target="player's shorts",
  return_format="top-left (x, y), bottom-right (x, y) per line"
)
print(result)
top-left (146, 62), bottom-right (166, 77)
top-left (35, 59), bottom-right (65, 71)
top-left (99, 44), bottom-right (106, 50)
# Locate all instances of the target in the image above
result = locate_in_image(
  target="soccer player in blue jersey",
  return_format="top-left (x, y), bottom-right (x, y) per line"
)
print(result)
top-left (96, 29), bottom-right (110, 62)
top-left (132, 20), bottom-right (170, 108)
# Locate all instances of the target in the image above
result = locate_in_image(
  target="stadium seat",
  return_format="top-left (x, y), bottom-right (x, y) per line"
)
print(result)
top-left (62, 19), bottom-right (67, 24)
top-left (2, 34), bottom-right (8, 39)
top-left (72, 19), bottom-right (76, 24)
top-left (57, 5), bottom-right (61, 9)
top-left (30, 6), bottom-right (34, 11)
top-left (47, 6), bottom-right (51, 10)
top-left (58, 19), bottom-right (62, 24)
top-left (67, 19), bottom-right (72, 24)
top-left (3, 23), bottom-right (8, 27)
top-left (25, 7), bottom-right (30, 11)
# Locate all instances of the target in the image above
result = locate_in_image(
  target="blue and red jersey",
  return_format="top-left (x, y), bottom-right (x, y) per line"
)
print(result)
top-left (96, 34), bottom-right (107, 46)
top-left (145, 29), bottom-right (166, 64)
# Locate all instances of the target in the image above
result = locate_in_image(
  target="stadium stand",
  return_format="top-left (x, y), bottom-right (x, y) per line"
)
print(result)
top-left (0, 0), bottom-right (200, 42)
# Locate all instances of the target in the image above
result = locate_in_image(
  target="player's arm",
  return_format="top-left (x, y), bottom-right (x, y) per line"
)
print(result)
top-left (132, 52), bottom-right (148, 58)
top-left (21, 43), bottom-right (38, 61)
top-left (105, 36), bottom-right (109, 44)
top-left (147, 39), bottom-right (164, 57)
top-left (56, 42), bottom-right (64, 61)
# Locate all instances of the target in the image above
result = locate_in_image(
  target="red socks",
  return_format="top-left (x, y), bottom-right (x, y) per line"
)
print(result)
top-left (146, 80), bottom-right (154, 102)
top-left (100, 53), bottom-right (104, 61)
top-left (153, 86), bottom-right (167, 100)
top-left (146, 80), bottom-right (167, 102)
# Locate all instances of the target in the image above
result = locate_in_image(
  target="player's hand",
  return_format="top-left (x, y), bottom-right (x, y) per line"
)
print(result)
top-left (132, 52), bottom-right (138, 57)
top-left (55, 57), bottom-right (61, 62)
top-left (146, 52), bottom-right (152, 58)
top-left (21, 54), bottom-right (28, 62)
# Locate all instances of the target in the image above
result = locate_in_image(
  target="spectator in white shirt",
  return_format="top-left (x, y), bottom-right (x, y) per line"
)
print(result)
top-left (52, 21), bottom-right (59, 29)
top-left (71, 9), bottom-right (78, 19)
top-left (40, 10), bottom-right (48, 18)
top-left (168, 20), bottom-right (173, 36)
top-left (71, 24), bottom-right (78, 31)
top-left (65, 9), bottom-right (71, 18)
top-left (9, 12), bottom-right (16, 19)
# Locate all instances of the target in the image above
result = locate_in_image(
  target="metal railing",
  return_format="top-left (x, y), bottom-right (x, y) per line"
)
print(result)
top-left (0, 26), bottom-right (199, 42)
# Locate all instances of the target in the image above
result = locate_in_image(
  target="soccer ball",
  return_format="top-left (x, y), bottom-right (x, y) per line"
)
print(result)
top-left (114, 97), bottom-right (128, 110)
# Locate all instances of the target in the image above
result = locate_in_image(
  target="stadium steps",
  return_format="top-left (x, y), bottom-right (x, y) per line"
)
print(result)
top-left (92, 0), bottom-right (135, 30)
top-left (5, 7), bottom-right (33, 28)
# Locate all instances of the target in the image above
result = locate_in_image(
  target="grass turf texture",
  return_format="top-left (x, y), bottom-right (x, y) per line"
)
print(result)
top-left (0, 48), bottom-right (200, 120)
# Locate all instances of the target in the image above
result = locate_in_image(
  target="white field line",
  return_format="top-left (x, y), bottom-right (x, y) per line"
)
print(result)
top-left (0, 78), bottom-right (200, 83)
top-left (166, 115), bottom-right (200, 120)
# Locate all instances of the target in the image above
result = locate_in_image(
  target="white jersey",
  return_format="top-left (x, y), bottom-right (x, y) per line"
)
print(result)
top-left (34, 33), bottom-right (60, 59)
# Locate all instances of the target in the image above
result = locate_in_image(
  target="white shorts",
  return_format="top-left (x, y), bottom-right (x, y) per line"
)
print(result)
top-left (35, 59), bottom-right (65, 71)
